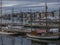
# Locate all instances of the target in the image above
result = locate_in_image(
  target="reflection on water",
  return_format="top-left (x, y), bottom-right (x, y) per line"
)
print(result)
top-left (0, 35), bottom-right (31, 45)
top-left (0, 35), bottom-right (60, 45)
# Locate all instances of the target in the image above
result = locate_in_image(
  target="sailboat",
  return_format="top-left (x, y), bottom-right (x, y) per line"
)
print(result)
top-left (0, 0), bottom-right (18, 35)
top-left (27, 0), bottom-right (60, 40)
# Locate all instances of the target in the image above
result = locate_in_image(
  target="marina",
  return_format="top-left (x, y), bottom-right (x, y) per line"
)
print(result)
top-left (0, 0), bottom-right (60, 45)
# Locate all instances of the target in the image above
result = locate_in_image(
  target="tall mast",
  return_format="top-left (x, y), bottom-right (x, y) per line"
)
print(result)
top-left (11, 8), bottom-right (14, 24)
top-left (0, 0), bottom-right (2, 31)
top-left (59, 8), bottom-right (60, 32)
top-left (20, 10), bottom-right (23, 26)
top-left (30, 9), bottom-right (32, 32)
top-left (0, 1), bottom-right (4, 45)
top-left (45, 0), bottom-right (48, 32)
top-left (20, 9), bottom-right (23, 30)
top-left (39, 12), bottom-right (41, 25)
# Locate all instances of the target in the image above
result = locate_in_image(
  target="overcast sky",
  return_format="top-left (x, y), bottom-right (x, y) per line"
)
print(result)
top-left (1, 0), bottom-right (60, 14)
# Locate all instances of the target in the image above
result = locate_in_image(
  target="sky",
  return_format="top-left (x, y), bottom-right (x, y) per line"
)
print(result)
top-left (0, 0), bottom-right (60, 14)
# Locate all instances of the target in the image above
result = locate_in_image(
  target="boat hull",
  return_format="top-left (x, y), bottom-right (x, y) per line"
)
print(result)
top-left (27, 34), bottom-right (60, 40)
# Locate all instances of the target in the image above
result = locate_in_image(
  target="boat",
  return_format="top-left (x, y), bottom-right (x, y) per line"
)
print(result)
top-left (27, 28), bottom-right (60, 40)
top-left (26, 0), bottom-right (60, 40)
top-left (27, 34), bottom-right (60, 40)
top-left (0, 31), bottom-right (17, 35)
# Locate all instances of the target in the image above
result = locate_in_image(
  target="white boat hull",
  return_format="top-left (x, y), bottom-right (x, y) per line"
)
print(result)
top-left (27, 34), bottom-right (60, 39)
top-left (0, 31), bottom-right (17, 35)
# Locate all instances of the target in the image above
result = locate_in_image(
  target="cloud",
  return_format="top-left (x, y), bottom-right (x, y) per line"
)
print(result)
top-left (2, 4), bottom-right (18, 7)
top-left (1, 1), bottom-right (22, 7)
top-left (1, 0), bottom-right (60, 8)
top-left (24, 2), bottom-right (60, 7)
top-left (1, 0), bottom-right (60, 13)
top-left (2, 1), bottom-right (39, 7)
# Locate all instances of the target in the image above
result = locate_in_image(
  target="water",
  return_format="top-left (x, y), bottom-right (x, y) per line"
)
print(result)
top-left (0, 35), bottom-right (60, 45)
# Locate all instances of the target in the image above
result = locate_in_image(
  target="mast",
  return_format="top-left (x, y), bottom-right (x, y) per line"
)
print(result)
top-left (11, 8), bottom-right (14, 24)
top-left (45, 0), bottom-right (48, 32)
top-left (0, 0), bottom-right (4, 45)
top-left (39, 12), bottom-right (41, 25)
top-left (34, 12), bottom-right (35, 22)
top-left (20, 9), bottom-right (23, 30)
top-left (30, 9), bottom-right (32, 32)
top-left (59, 8), bottom-right (60, 32)
top-left (21, 10), bottom-right (23, 26)
top-left (10, 8), bottom-right (14, 30)
top-left (0, 0), bottom-right (2, 31)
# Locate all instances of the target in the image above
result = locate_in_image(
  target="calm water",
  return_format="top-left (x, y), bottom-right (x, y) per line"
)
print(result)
top-left (0, 35), bottom-right (60, 45)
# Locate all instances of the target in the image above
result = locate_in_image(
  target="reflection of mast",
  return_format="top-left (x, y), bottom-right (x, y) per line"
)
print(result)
top-left (45, 0), bottom-right (48, 32)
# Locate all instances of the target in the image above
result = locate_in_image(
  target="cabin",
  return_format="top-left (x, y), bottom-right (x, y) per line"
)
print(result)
top-left (36, 29), bottom-right (46, 36)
